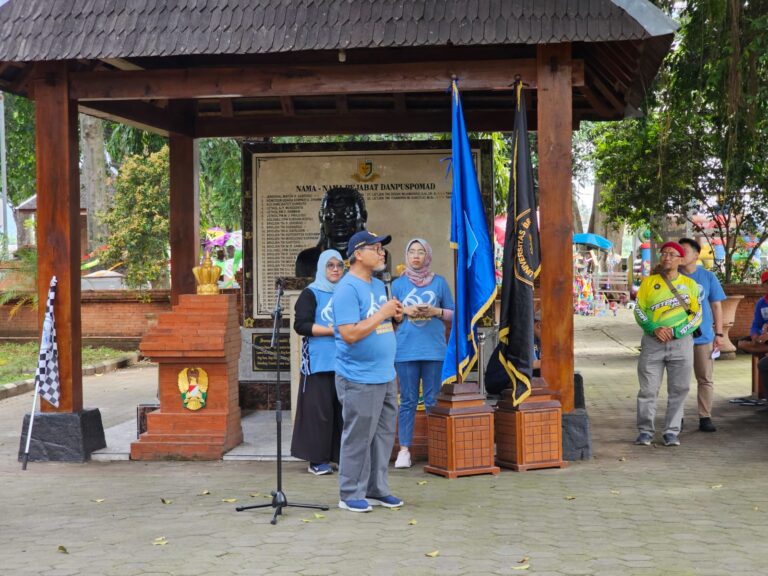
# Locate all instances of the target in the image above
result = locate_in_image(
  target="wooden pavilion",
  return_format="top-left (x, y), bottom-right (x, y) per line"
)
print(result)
top-left (0, 0), bottom-right (677, 455)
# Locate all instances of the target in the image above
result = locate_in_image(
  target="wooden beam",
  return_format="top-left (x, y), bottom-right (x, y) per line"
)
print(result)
top-left (336, 94), bottom-right (349, 113)
top-left (537, 44), bottom-right (574, 413)
top-left (70, 59), bottom-right (585, 101)
top-left (280, 96), bottom-right (295, 116)
top-left (577, 85), bottom-right (614, 119)
top-left (99, 58), bottom-right (144, 71)
top-left (587, 66), bottom-right (625, 114)
top-left (79, 100), bottom-right (183, 136)
top-left (194, 109), bottom-right (564, 137)
top-left (219, 98), bottom-right (234, 118)
top-left (33, 62), bottom-right (82, 413)
top-left (168, 105), bottom-right (200, 306)
top-left (393, 93), bottom-right (407, 114)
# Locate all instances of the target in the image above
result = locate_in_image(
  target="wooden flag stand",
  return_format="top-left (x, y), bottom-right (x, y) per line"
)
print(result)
top-left (495, 377), bottom-right (566, 471)
top-left (424, 382), bottom-right (500, 479)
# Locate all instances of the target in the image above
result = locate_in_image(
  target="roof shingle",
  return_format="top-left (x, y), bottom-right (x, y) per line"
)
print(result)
top-left (0, 0), bottom-right (676, 62)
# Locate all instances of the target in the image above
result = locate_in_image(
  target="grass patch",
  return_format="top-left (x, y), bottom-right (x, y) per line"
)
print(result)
top-left (0, 343), bottom-right (135, 386)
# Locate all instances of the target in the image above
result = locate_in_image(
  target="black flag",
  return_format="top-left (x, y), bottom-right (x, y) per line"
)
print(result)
top-left (496, 81), bottom-right (540, 406)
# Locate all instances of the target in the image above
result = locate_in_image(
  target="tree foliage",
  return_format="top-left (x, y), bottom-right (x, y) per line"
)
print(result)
top-left (100, 145), bottom-right (170, 289)
top-left (198, 138), bottom-right (241, 231)
top-left (593, 0), bottom-right (768, 283)
top-left (2, 93), bottom-right (36, 207)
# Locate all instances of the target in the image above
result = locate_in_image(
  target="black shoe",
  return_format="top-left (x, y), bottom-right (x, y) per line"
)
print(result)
top-left (699, 417), bottom-right (717, 432)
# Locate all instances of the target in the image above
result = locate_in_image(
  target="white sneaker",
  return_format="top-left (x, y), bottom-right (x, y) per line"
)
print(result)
top-left (394, 450), bottom-right (412, 469)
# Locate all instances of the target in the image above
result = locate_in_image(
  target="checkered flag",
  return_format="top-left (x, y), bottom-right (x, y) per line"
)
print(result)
top-left (36, 276), bottom-right (60, 408)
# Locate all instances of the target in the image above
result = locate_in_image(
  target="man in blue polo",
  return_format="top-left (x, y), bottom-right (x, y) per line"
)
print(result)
top-left (679, 237), bottom-right (726, 432)
top-left (333, 230), bottom-right (404, 512)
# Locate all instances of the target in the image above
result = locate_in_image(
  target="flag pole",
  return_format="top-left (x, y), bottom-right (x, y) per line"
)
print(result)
top-left (21, 380), bottom-right (40, 470)
top-left (452, 250), bottom-right (462, 385)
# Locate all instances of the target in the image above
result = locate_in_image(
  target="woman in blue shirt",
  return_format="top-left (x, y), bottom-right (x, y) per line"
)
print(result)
top-left (391, 238), bottom-right (454, 468)
top-left (291, 249), bottom-right (344, 475)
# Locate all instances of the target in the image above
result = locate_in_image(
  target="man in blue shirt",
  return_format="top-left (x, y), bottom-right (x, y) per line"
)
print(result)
top-left (333, 230), bottom-right (404, 513)
top-left (679, 238), bottom-right (726, 432)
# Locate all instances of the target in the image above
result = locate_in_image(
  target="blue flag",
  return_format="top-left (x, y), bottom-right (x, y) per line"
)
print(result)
top-left (441, 81), bottom-right (498, 385)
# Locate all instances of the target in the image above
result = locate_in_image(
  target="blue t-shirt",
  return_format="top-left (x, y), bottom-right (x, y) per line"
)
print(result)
top-left (332, 274), bottom-right (397, 384)
top-left (751, 297), bottom-right (768, 336)
top-left (302, 287), bottom-right (336, 375)
top-left (682, 266), bottom-right (726, 345)
top-left (392, 275), bottom-right (454, 362)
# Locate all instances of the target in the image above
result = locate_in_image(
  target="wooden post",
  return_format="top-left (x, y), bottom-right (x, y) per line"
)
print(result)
top-left (537, 44), bottom-right (574, 413)
top-left (169, 107), bottom-right (199, 306)
top-left (34, 62), bottom-right (82, 413)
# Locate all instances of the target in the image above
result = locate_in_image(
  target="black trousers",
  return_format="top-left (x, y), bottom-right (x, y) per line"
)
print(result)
top-left (290, 371), bottom-right (342, 464)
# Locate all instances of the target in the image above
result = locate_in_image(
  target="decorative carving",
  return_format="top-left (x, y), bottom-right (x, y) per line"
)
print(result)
top-left (193, 252), bottom-right (222, 295)
top-left (178, 367), bottom-right (209, 411)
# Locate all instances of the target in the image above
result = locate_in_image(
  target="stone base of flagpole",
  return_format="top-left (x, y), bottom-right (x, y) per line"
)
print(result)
top-left (424, 383), bottom-right (500, 479)
top-left (18, 409), bottom-right (106, 462)
top-left (495, 379), bottom-right (567, 471)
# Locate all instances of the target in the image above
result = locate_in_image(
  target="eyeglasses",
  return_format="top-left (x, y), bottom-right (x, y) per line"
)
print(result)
top-left (361, 246), bottom-right (385, 255)
top-left (659, 252), bottom-right (680, 259)
top-left (326, 262), bottom-right (344, 270)
top-left (407, 250), bottom-right (427, 256)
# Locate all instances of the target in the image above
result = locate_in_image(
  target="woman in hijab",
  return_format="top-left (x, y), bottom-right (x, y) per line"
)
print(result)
top-left (391, 238), bottom-right (454, 468)
top-left (291, 249), bottom-right (345, 475)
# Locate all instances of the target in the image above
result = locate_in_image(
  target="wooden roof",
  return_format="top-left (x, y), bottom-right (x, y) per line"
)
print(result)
top-left (0, 0), bottom-right (673, 61)
top-left (0, 0), bottom-right (678, 136)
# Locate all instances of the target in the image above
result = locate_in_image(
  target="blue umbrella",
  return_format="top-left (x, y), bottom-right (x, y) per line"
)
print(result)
top-left (573, 233), bottom-right (613, 251)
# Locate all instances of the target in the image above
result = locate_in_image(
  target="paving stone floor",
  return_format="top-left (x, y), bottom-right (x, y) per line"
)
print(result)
top-left (1, 309), bottom-right (766, 575)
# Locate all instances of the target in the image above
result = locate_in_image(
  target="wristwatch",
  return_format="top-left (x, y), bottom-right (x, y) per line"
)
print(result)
top-left (715, 333), bottom-right (724, 337)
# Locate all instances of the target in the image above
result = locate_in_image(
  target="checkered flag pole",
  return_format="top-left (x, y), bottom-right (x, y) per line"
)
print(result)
top-left (22, 276), bottom-right (59, 470)
top-left (37, 277), bottom-right (61, 408)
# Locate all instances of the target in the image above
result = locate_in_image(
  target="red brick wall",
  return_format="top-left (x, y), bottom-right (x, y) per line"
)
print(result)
top-left (1, 288), bottom-right (242, 343)
top-left (0, 290), bottom-right (172, 341)
top-left (724, 285), bottom-right (767, 341)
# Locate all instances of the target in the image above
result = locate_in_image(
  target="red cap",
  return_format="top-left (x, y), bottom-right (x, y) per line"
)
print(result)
top-left (660, 241), bottom-right (685, 258)
top-left (761, 270), bottom-right (768, 284)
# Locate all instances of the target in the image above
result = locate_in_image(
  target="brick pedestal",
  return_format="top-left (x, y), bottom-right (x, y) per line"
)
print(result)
top-left (424, 383), bottom-right (499, 478)
top-left (131, 294), bottom-right (243, 460)
top-left (495, 379), bottom-right (566, 471)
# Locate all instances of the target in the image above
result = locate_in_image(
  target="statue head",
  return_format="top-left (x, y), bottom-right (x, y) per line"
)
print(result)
top-left (319, 187), bottom-right (367, 252)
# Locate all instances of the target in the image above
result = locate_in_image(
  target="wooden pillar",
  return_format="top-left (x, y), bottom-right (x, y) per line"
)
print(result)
top-left (537, 44), bottom-right (574, 413)
top-left (168, 110), bottom-right (199, 306)
top-left (34, 62), bottom-right (82, 413)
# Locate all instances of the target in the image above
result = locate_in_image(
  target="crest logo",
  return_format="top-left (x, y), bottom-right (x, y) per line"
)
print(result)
top-left (352, 159), bottom-right (380, 182)
top-left (178, 367), bottom-right (209, 411)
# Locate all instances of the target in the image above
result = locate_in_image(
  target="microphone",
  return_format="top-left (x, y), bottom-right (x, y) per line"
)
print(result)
top-left (275, 277), bottom-right (284, 295)
top-left (381, 271), bottom-right (392, 299)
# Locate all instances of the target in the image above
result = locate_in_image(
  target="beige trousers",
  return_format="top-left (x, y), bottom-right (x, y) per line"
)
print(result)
top-left (693, 342), bottom-right (714, 418)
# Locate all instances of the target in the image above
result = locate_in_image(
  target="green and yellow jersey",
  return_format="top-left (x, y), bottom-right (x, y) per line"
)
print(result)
top-left (634, 273), bottom-right (702, 339)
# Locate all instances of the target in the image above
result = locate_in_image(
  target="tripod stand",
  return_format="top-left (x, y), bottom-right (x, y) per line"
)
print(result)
top-left (236, 279), bottom-right (328, 524)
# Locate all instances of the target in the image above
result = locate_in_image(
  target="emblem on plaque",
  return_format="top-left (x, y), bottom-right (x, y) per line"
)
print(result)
top-left (351, 159), bottom-right (380, 182)
top-left (178, 367), bottom-right (209, 411)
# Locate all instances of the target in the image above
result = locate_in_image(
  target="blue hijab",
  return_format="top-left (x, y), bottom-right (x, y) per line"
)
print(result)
top-left (308, 249), bottom-right (344, 293)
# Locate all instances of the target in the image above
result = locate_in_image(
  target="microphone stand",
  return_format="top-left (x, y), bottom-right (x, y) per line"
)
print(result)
top-left (236, 279), bottom-right (328, 524)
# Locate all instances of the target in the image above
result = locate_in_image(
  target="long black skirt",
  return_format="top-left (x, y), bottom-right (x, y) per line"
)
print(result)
top-left (290, 371), bottom-right (342, 464)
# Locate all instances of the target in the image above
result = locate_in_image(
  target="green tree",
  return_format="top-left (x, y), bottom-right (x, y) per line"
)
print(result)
top-left (104, 122), bottom-right (166, 168)
top-left (101, 146), bottom-right (170, 289)
top-left (592, 0), bottom-right (768, 283)
top-left (198, 138), bottom-right (241, 231)
top-left (3, 93), bottom-right (36, 207)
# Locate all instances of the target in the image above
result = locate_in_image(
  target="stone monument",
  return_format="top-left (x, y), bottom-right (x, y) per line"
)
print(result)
top-left (294, 186), bottom-right (367, 276)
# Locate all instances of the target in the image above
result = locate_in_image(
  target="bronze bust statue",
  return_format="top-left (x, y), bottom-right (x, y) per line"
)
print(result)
top-left (295, 186), bottom-right (368, 277)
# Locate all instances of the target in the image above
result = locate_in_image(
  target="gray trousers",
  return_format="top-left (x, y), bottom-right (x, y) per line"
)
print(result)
top-left (637, 333), bottom-right (693, 435)
top-left (335, 375), bottom-right (397, 501)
